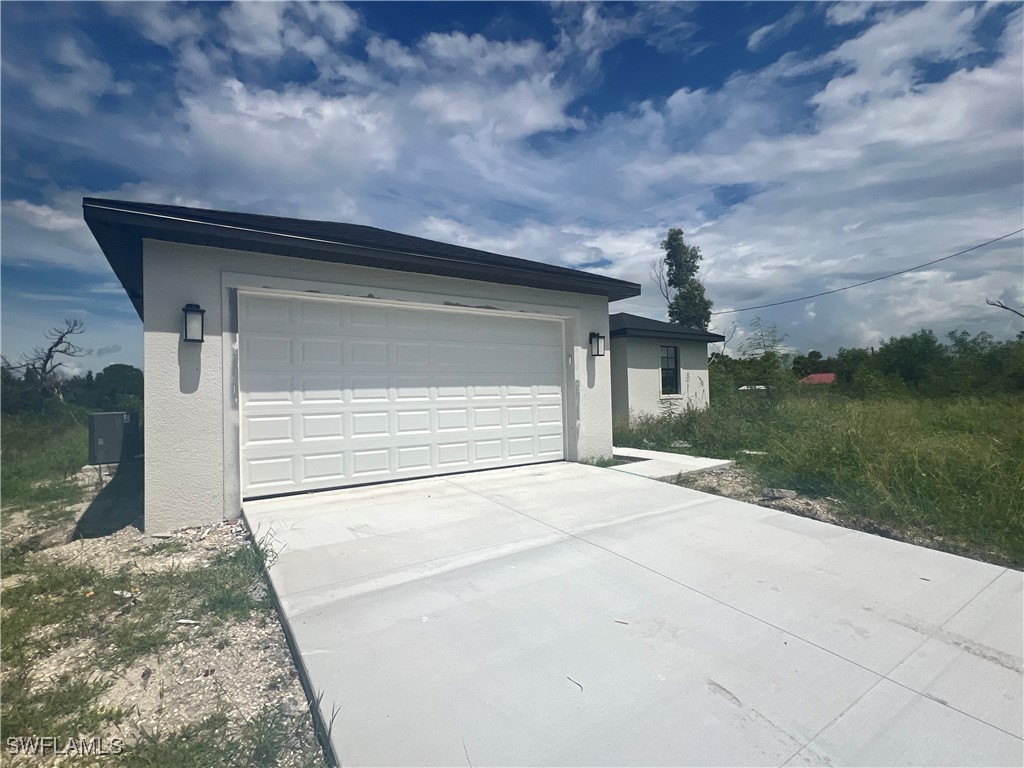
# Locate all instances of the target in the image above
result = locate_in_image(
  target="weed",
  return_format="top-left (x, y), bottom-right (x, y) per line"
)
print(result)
top-left (127, 704), bottom-right (320, 767)
top-left (1, 672), bottom-right (124, 738)
top-left (616, 393), bottom-right (1024, 566)
top-left (580, 456), bottom-right (635, 468)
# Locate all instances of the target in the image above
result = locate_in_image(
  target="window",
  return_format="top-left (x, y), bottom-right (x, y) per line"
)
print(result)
top-left (660, 346), bottom-right (679, 395)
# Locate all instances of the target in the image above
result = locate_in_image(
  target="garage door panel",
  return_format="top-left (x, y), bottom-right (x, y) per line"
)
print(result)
top-left (396, 445), bottom-right (432, 471)
top-left (473, 439), bottom-right (503, 462)
top-left (242, 373), bottom-right (295, 406)
top-left (302, 452), bottom-right (344, 481)
top-left (239, 294), bottom-right (565, 498)
top-left (301, 413), bottom-right (344, 440)
top-left (245, 415), bottom-right (295, 444)
top-left (351, 411), bottom-right (390, 437)
top-left (395, 342), bottom-right (431, 369)
top-left (246, 455), bottom-right (296, 490)
top-left (472, 407), bottom-right (502, 428)
top-left (298, 377), bottom-right (344, 404)
top-left (241, 295), bottom-right (292, 330)
top-left (243, 335), bottom-right (292, 367)
top-left (349, 340), bottom-right (389, 367)
top-left (299, 339), bottom-right (343, 366)
top-left (396, 410), bottom-right (431, 434)
top-left (349, 376), bottom-right (389, 402)
top-left (352, 449), bottom-right (390, 476)
top-left (299, 300), bottom-right (342, 328)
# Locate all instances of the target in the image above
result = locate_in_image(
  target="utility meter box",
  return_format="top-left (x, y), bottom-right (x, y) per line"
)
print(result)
top-left (88, 411), bottom-right (142, 465)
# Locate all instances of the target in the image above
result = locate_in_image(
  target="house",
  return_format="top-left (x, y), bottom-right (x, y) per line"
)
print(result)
top-left (83, 198), bottom-right (640, 532)
top-left (799, 373), bottom-right (837, 385)
top-left (609, 313), bottom-right (724, 423)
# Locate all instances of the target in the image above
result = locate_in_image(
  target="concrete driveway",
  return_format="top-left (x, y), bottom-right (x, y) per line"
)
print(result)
top-left (244, 463), bottom-right (1023, 767)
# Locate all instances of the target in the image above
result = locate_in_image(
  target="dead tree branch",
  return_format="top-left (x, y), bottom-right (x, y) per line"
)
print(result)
top-left (649, 257), bottom-right (671, 305)
top-left (2, 319), bottom-right (91, 401)
top-left (987, 299), bottom-right (1024, 319)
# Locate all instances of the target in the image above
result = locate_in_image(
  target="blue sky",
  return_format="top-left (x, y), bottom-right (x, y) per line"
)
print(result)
top-left (2, 1), bottom-right (1022, 373)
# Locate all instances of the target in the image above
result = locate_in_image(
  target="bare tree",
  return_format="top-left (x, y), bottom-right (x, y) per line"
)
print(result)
top-left (986, 299), bottom-right (1024, 319)
top-left (649, 256), bottom-right (672, 305)
top-left (2, 319), bottom-right (92, 401)
top-left (708, 320), bottom-right (738, 363)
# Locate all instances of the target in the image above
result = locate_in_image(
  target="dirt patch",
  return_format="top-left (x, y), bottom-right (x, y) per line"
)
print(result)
top-left (675, 465), bottom-right (1012, 565)
top-left (1, 469), bottom-right (328, 767)
top-left (677, 466), bottom-right (845, 524)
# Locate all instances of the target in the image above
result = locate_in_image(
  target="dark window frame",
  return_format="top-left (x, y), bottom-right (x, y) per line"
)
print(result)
top-left (660, 345), bottom-right (680, 396)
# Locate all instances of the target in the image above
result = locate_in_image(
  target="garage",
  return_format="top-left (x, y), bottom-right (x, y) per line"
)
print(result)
top-left (238, 292), bottom-right (566, 497)
top-left (84, 196), bottom-right (640, 531)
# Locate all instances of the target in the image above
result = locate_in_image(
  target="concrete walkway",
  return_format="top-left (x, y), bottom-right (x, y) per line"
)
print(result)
top-left (244, 462), bottom-right (1022, 767)
top-left (611, 446), bottom-right (733, 480)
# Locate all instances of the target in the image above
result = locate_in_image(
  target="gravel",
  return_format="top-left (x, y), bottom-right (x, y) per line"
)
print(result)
top-left (2, 470), bottom-right (328, 767)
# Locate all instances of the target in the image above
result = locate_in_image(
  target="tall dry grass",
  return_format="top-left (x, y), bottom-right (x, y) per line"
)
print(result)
top-left (616, 393), bottom-right (1024, 566)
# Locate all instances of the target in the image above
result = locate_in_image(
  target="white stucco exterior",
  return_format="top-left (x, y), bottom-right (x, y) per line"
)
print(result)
top-left (143, 240), bottom-right (614, 532)
top-left (610, 336), bottom-right (711, 424)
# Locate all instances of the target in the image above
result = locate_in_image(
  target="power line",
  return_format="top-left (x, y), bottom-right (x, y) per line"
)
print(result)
top-left (710, 228), bottom-right (1024, 316)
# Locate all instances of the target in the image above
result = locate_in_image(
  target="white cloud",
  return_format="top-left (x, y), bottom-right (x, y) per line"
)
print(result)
top-left (107, 3), bottom-right (205, 47)
top-left (419, 32), bottom-right (546, 75)
top-left (5, 35), bottom-right (132, 114)
top-left (825, 2), bottom-right (878, 27)
top-left (747, 6), bottom-right (808, 52)
top-left (4, 201), bottom-right (80, 232)
top-left (218, 2), bottom-right (357, 62)
top-left (1, 1), bottom-right (1020, 366)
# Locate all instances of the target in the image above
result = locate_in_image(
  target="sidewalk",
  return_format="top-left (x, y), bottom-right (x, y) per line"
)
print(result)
top-left (610, 446), bottom-right (732, 481)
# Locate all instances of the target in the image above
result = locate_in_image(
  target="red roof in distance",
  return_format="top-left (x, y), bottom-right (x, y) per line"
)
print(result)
top-left (799, 373), bottom-right (837, 384)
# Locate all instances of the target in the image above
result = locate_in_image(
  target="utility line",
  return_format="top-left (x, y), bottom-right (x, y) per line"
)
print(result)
top-left (710, 228), bottom-right (1024, 316)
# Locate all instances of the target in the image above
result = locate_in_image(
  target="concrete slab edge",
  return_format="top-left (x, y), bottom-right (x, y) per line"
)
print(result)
top-left (609, 459), bottom-right (735, 482)
top-left (242, 510), bottom-right (341, 768)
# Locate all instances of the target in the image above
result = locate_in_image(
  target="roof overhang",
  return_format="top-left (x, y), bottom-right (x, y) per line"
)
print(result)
top-left (83, 198), bottom-right (642, 320)
top-left (609, 327), bottom-right (726, 343)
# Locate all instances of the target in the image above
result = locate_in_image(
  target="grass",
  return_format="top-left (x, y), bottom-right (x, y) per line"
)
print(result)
top-left (1, 407), bottom-right (88, 515)
top-left (0, 540), bottom-right (302, 765)
top-left (1, 402), bottom-right (325, 766)
top-left (615, 392), bottom-right (1024, 567)
top-left (128, 705), bottom-right (323, 768)
top-left (581, 456), bottom-right (637, 468)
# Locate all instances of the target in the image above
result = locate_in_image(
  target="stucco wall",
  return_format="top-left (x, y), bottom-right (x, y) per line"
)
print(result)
top-left (142, 240), bottom-right (613, 532)
top-left (610, 336), bottom-right (711, 423)
top-left (610, 337), bottom-right (630, 424)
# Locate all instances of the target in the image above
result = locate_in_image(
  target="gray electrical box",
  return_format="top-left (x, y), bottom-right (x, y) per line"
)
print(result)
top-left (88, 411), bottom-right (142, 465)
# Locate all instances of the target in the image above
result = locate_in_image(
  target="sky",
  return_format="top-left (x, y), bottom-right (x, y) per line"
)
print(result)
top-left (2, 1), bottom-right (1022, 374)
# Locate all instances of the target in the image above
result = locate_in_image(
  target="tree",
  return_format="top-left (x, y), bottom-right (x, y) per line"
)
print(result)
top-left (735, 317), bottom-right (791, 387)
top-left (1, 319), bottom-right (92, 402)
top-left (874, 329), bottom-right (946, 391)
top-left (652, 228), bottom-right (713, 330)
top-left (986, 299), bottom-right (1024, 319)
top-left (93, 364), bottom-right (143, 411)
top-left (791, 350), bottom-right (826, 378)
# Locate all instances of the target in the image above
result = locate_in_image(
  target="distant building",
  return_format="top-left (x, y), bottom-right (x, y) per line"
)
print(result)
top-left (799, 373), bottom-right (836, 385)
top-left (609, 313), bottom-right (724, 422)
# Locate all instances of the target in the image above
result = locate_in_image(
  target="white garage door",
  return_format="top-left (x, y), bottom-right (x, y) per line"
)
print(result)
top-left (238, 293), bottom-right (565, 498)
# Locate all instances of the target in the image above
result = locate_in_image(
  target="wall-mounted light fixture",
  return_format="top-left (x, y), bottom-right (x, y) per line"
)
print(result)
top-left (182, 303), bottom-right (206, 343)
top-left (589, 332), bottom-right (606, 357)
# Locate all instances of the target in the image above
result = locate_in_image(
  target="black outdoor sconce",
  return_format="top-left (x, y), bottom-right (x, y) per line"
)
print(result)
top-left (589, 332), bottom-right (606, 357)
top-left (182, 303), bottom-right (206, 343)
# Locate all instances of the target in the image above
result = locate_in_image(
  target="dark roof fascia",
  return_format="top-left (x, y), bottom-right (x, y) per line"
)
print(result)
top-left (610, 327), bottom-right (726, 343)
top-left (83, 199), bottom-right (641, 321)
top-left (608, 312), bottom-right (725, 342)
